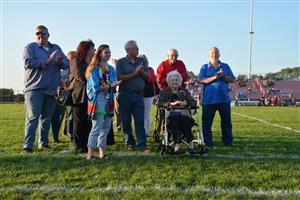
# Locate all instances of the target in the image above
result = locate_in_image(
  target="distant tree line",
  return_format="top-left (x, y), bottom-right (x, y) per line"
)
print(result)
top-left (250, 67), bottom-right (300, 80)
top-left (0, 88), bottom-right (24, 103)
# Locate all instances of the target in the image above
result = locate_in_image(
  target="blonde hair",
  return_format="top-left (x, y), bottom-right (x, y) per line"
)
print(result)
top-left (67, 51), bottom-right (76, 61)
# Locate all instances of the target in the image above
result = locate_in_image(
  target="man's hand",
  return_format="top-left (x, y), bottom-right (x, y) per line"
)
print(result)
top-left (135, 63), bottom-right (144, 76)
top-left (216, 68), bottom-right (224, 79)
top-left (46, 50), bottom-right (57, 64)
top-left (56, 53), bottom-right (63, 65)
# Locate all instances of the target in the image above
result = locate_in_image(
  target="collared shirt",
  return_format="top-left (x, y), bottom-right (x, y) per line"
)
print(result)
top-left (198, 61), bottom-right (235, 105)
top-left (116, 56), bottom-right (149, 93)
top-left (156, 59), bottom-right (188, 89)
top-left (23, 42), bottom-right (69, 96)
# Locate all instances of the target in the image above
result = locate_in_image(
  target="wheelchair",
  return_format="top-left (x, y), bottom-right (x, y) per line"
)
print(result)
top-left (152, 101), bottom-right (208, 155)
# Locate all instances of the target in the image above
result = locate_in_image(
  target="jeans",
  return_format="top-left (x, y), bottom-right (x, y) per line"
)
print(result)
top-left (202, 103), bottom-right (233, 146)
top-left (144, 96), bottom-right (154, 136)
top-left (63, 106), bottom-right (73, 136)
top-left (119, 91), bottom-right (146, 149)
top-left (24, 90), bottom-right (56, 149)
top-left (87, 93), bottom-right (112, 149)
top-left (51, 103), bottom-right (62, 141)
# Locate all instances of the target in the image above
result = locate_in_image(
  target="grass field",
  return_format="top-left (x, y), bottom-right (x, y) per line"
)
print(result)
top-left (0, 104), bottom-right (300, 199)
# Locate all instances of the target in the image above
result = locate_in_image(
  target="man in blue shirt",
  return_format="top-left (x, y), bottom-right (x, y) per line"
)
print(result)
top-left (23, 25), bottom-right (69, 153)
top-left (198, 47), bottom-right (235, 147)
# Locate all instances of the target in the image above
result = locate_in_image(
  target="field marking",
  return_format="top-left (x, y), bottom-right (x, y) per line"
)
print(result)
top-left (46, 150), bottom-right (300, 160)
top-left (0, 185), bottom-right (300, 197)
top-left (0, 111), bottom-right (24, 117)
top-left (232, 112), bottom-right (300, 134)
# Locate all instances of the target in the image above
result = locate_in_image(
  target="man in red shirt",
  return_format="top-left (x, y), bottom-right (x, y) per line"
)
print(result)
top-left (156, 49), bottom-right (188, 89)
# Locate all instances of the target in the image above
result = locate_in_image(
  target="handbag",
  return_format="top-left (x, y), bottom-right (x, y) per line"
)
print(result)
top-left (56, 78), bottom-right (76, 106)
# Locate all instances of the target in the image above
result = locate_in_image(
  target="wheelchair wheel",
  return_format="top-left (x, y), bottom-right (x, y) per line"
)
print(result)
top-left (161, 145), bottom-right (174, 155)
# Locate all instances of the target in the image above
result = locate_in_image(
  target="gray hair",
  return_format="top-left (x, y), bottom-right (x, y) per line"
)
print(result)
top-left (168, 48), bottom-right (179, 56)
top-left (209, 47), bottom-right (220, 53)
top-left (138, 54), bottom-right (149, 67)
top-left (124, 40), bottom-right (138, 50)
top-left (166, 70), bottom-right (183, 86)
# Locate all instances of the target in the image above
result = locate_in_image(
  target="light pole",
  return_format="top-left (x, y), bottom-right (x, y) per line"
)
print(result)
top-left (248, 0), bottom-right (254, 79)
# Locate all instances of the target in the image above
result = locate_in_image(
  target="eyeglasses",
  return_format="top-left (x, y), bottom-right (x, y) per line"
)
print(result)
top-left (35, 31), bottom-right (48, 36)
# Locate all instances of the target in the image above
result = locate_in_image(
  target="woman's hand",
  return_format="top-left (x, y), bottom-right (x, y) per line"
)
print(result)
top-left (170, 100), bottom-right (187, 108)
top-left (100, 83), bottom-right (110, 91)
top-left (110, 80), bottom-right (122, 88)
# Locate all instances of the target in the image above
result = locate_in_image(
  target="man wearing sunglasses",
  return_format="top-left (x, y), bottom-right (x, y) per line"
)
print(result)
top-left (22, 25), bottom-right (69, 153)
top-left (156, 48), bottom-right (188, 90)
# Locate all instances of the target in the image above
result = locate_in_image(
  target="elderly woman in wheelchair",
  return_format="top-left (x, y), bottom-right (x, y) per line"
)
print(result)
top-left (157, 71), bottom-right (198, 154)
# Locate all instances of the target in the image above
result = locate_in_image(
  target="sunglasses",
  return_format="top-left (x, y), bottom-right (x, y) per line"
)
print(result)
top-left (35, 31), bottom-right (48, 36)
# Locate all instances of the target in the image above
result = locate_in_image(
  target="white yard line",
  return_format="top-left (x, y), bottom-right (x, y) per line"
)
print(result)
top-left (0, 111), bottom-right (24, 117)
top-left (0, 185), bottom-right (299, 197)
top-left (232, 112), bottom-right (300, 134)
top-left (50, 150), bottom-right (300, 160)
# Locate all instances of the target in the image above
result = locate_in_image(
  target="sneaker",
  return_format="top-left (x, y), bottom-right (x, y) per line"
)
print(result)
top-left (140, 147), bottom-right (151, 154)
top-left (127, 145), bottom-right (136, 151)
top-left (38, 145), bottom-right (54, 151)
top-left (23, 148), bottom-right (33, 153)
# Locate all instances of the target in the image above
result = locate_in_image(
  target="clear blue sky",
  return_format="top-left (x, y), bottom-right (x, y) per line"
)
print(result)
top-left (1, 0), bottom-right (299, 91)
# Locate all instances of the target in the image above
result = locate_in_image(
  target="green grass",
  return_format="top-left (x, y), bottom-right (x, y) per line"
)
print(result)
top-left (0, 104), bottom-right (300, 199)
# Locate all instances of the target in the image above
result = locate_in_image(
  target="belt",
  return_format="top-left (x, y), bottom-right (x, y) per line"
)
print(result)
top-left (121, 90), bottom-right (143, 95)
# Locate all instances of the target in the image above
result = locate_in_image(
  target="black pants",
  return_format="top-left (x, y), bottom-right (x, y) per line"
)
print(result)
top-left (202, 103), bottom-right (233, 146)
top-left (63, 106), bottom-right (73, 137)
top-left (106, 121), bottom-right (115, 146)
top-left (168, 112), bottom-right (194, 144)
top-left (72, 103), bottom-right (91, 153)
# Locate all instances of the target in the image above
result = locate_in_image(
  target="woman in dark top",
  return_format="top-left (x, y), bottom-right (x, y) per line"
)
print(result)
top-left (70, 40), bottom-right (95, 153)
top-left (158, 71), bottom-right (197, 154)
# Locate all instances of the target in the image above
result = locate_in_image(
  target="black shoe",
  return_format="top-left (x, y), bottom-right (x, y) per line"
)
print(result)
top-left (54, 140), bottom-right (60, 144)
top-left (174, 148), bottom-right (185, 154)
top-left (188, 148), bottom-right (198, 154)
top-left (38, 145), bottom-right (54, 151)
top-left (23, 148), bottom-right (33, 153)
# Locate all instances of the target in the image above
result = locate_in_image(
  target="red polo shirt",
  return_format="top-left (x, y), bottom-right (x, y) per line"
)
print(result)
top-left (156, 59), bottom-right (188, 89)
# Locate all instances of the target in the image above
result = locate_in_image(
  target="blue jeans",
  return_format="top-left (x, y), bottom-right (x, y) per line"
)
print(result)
top-left (202, 103), bottom-right (233, 146)
top-left (119, 91), bottom-right (146, 149)
top-left (51, 103), bottom-right (62, 141)
top-left (24, 90), bottom-right (56, 149)
top-left (87, 93), bottom-right (112, 149)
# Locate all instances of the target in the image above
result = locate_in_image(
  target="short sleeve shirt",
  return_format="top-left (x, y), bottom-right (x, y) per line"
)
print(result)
top-left (198, 61), bottom-right (235, 105)
top-left (116, 56), bottom-right (149, 92)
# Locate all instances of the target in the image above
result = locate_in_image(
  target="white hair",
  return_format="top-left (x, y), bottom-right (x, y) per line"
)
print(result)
top-left (167, 48), bottom-right (178, 56)
top-left (124, 40), bottom-right (138, 50)
top-left (166, 70), bottom-right (183, 86)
